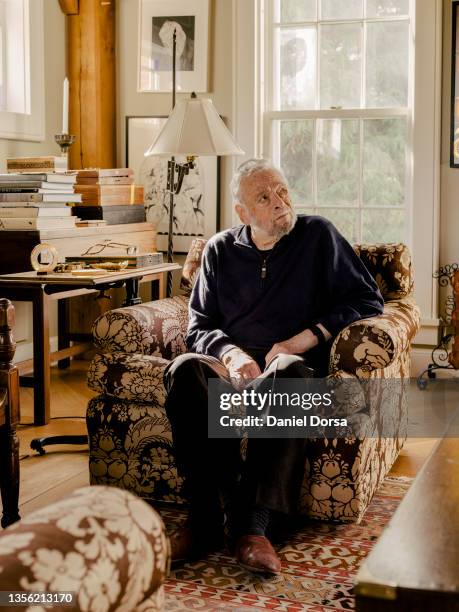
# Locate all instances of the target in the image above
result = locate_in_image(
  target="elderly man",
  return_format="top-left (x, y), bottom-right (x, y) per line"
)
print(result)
top-left (164, 158), bottom-right (383, 574)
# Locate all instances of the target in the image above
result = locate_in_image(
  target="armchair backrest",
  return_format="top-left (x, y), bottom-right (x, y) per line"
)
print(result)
top-left (353, 243), bottom-right (413, 300)
top-left (180, 237), bottom-right (413, 302)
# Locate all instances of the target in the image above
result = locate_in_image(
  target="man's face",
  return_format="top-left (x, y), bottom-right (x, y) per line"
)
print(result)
top-left (236, 169), bottom-right (296, 240)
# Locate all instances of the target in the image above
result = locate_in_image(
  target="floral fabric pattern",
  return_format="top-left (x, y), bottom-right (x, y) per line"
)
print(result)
top-left (330, 297), bottom-right (420, 377)
top-left (86, 240), bottom-right (420, 523)
top-left (92, 296), bottom-right (188, 360)
top-left (0, 486), bottom-right (169, 611)
top-left (353, 243), bottom-right (413, 300)
top-left (87, 352), bottom-right (168, 404)
top-left (87, 398), bottom-right (186, 504)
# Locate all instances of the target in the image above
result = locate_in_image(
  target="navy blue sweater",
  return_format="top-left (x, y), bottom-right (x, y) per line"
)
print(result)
top-left (186, 215), bottom-right (384, 360)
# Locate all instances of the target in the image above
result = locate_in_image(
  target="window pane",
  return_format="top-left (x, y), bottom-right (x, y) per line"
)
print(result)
top-left (362, 209), bottom-right (406, 243)
top-left (363, 118), bottom-right (406, 206)
top-left (320, 23), bottom-right (361, 109)
top-left (366, 21), bottom-right (409, 107)
top-left (278, 120), bottom-right (314, 204)
top-left (275, 0), bottom-right (317, 22)
top-left (320, 208), bottom-right (359, 244)
top-left (278, 27), bottom-right (316, 109)
top-left (366, 0), bottom-right (409, 18)
top-left (321, 0), bottom-right (363, 20)
top-left (317, 119), bottom-right (359, 206)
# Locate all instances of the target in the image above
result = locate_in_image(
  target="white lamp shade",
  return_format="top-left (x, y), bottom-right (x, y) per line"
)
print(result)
top-left (144, 97), bottom-right (245, 157)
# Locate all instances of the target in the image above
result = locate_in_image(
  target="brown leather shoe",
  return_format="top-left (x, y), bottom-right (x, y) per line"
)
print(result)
top-left (170, 525), bottom-right (195, 562)
top-left (169, 525), bottom-right (223, 563)
top-left (235, 534), bottom-right (281, 574)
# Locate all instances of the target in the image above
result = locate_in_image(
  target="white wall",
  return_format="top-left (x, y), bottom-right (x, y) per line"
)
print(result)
top-left (0, 1), bottom-right (65, 356)
top-left (436, 0), bottom-right (459, 347)
top-left (441, 1), bottom-right (459, 268)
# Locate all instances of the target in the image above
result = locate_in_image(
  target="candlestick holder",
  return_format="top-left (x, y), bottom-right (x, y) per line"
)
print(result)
top-left (54, 133), bottom-right (76, 167)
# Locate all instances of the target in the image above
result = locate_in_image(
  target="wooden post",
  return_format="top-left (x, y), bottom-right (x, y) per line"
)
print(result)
top-left (59, 0), bottom-right (116, 169)
top-left (0, 298), bottom-right (20, 528)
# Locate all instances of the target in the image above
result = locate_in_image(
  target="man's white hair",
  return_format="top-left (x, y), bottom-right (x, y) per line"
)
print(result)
top-left (230, 158), bottom-right (288, 205)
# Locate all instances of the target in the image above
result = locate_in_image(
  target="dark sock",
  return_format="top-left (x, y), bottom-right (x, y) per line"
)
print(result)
top-left (246, 505), bottom-right (271, 537)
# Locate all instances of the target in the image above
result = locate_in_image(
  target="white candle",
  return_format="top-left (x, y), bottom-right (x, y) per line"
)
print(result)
top-left (62, 77), bottom-right (69, 134)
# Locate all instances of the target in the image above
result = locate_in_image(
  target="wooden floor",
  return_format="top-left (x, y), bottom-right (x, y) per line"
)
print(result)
top-left (14, 362), bottom-right (438, 520)
top-left (17, 360), bottom-right (94, 518)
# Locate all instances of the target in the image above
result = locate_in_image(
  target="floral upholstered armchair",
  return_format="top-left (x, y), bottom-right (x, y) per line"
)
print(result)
top-left (86, 239), bottom-right (420, 523)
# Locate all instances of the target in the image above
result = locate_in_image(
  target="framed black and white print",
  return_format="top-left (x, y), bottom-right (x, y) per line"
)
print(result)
top-left (126, 116), bottom-right (220, 253)
top-left (138, 0), bottom-right (210, 92)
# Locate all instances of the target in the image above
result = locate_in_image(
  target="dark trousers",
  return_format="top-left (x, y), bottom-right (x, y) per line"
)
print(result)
top-left (164, 349), bottom-right (327, 534)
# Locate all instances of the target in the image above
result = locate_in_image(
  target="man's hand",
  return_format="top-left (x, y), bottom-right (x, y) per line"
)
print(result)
top-left (264, 325), bottom-right (330, 366)
top-left (222, 348), bottom-right (262, 390)
top-left (265, 338), bottom-right (304, 367)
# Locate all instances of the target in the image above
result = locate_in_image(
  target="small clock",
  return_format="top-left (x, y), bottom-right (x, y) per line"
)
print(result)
top-left (30, 243), bottom-right (59, 275)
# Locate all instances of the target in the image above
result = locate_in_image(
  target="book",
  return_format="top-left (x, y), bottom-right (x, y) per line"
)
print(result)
top-left (0, 187), bottom-right (43, 193)
top-left (36, 192), bottom-right (82, 202)
top-left (66, 252), bottom-right (163, 268)
top-left (0, 217), bottom-right (77, 230)
top-left (6, 156), bottom-right (67, 172)
top-left (76, 176), bottom-right (135, 186)
top-left (0, 193), bottom-right (78, 203)
top-left (0, 180), bottom-right (75, 190)
top-left (0, 173), bottom-right (77, 184)
top-left (0, 206), bottom-right (72, 218)
top-left (71, 204), bottom-right (146, 225)
top-left (0, 189), bottom-right (82, 203)
top-left (75, 220), bottom-right (108, 227)
top-left (77, 168), bottom-right (133, 178)
top-left (74, 185), bottom-right (144, 206)
top-left (39, 181), bottom-right (77, 190)
top-left (0, 202), bottom-right (74, 209)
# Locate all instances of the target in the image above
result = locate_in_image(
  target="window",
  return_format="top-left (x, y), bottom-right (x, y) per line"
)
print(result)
top-left (0, 0), bottom-right (44, 141)
top-left (264, 0), bottom-right (412, 244)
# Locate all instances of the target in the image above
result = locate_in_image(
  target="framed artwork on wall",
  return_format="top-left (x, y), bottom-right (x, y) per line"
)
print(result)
top-left (126, 116), bottom-right (220, 254)
top-left (451, 1), bottom-right (459, 167)
top-left (138, 0), bottom-right (210, 93)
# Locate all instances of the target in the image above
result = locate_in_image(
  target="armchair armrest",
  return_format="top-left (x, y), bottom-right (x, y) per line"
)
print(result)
top-left (0, 486), bottom-right (169, 611)
top-left (87, 352), bottom-right (169, 404)
top-left (92, 295), bottom-right (189, 360)
top-left (329, 297), bottom-right (421, 377)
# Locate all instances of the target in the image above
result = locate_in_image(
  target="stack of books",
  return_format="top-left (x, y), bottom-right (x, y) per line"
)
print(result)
top-left (0, 172), bottom-right (81, 230)
top-left (72, 168), bottom-right (146, 225)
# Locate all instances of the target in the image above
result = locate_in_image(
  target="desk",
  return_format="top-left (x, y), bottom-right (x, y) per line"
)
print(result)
top-left (0, 264), bottom-right (180, 425)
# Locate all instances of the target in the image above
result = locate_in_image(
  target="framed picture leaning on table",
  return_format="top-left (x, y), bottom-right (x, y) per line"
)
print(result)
top-left (126, 116), bottom-right (220, 254)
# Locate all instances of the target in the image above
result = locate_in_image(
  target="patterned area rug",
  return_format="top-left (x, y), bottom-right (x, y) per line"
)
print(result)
top-left (160, 477), bottom-right (411, 611)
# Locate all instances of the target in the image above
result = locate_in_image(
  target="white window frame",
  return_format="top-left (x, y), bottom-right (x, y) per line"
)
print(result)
top-left (264, 1), bottom-right (413, 246)
top-left (232, 0), bottom-right (441, 344)
top-left (0, 0), bottom-right (44, 141)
